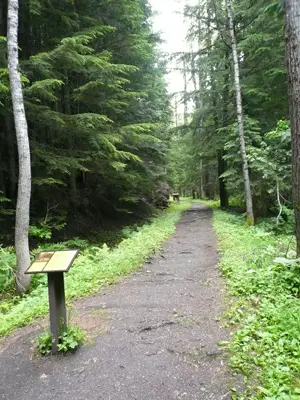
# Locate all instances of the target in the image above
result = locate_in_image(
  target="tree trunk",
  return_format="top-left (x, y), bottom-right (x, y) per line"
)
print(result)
top-left (5, 113), bottom-right (17, 201)
top-left (285, 0), bottom-right (300, 254)
top-left (218, 52), bottom-right (230, 209)
top-left (211, 57), bottom-right (229, 208)
top-left (174, 96), bottom-right (179, 128)
top-left (199, 158), bottom-right (205, 199)
top-left (204, 165), bottom-right (210, 198)
top-left (7, 0), bottom-right (31, 292)
top-left (218, 150), bottom-right (228, 208)
top-left (183, 58), bottom-right (188, 125)
top-left (226, 0), bottom-right (254, 225)
top-left (191, 53), bottom-right (199, 110)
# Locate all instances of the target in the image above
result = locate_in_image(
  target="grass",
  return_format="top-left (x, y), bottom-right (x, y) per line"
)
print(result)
top-left (213, 209), bottom-right (300, 399)
top-left (0, 201), bottom-right (190, 337)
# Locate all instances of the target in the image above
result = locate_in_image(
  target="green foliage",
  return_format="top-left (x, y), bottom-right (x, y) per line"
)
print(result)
top-left (0, 203), bottom-right (189, 336)
top-left (169, 0), bottom-right (289, 210)
top-left (0, 192), bottom-right (10, 203)
top-left (57, 325), bottom-right (85, 353)
top-left (36, 325), bottom-right (85, 355)
top-left (36, 331), bottom-right (53, 355)
top-left (214, 209), bottom-right (300, 398)
top-left (258, 206), bottom-right (295, 236)
top-left (167, 130), bottom-right (200, 194)
top-left (29, 225), bottom-right (52, 240)
top-left (0, 0), bottom-right (171, 242)
top-left (59, 238), bottom-right (91, 250)
top-left (0, 192), bottom-right (14, 219)
top-left (0, 247), bottom-right (16, 293)
top-left (29, 214), bottom-right (67, 240)
top-left (223, 118), bottom-right (292, 216)
top-left (24, 79), bottom-right (64, 103)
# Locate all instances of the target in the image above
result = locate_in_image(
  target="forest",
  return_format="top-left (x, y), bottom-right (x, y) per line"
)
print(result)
top-left (0, 0), bottom-right (171, 243)
top-left (0, 0), bottom-right (296, 282)
top-left (169, 0), bottom-right (290, 218)
top-left (1, 0), bottom-right (300, 398)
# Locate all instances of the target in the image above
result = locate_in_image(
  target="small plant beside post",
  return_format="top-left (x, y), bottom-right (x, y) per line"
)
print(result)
top-left (26, 250), bottom-right (78, 354)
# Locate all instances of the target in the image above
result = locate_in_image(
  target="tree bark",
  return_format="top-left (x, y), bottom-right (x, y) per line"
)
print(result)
top-left (226, 0), bottom-right (254, 225)
top-left (199, 158), bottom-right (205, 199)
top-left (5, 113), bottom-right (17, 201)
top-left (183, 58), bottom-right (188, 125)
top-left (191, 53), bottom-right (199, 110)
top-left (285, 0), bottom-right (300, 254)
top-left (218, 150), bottom-right (228, 208)
top-left (219, 52), bottom-right (230, 209)
top-left (7, 0), bottom-right (31, 292)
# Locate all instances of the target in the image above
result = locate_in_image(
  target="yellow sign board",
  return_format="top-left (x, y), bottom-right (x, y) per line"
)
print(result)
top-left (25, 250), bottom-right (79, 274)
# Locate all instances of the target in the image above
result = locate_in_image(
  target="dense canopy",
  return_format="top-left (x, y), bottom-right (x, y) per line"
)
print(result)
top-left (0, 0), bottom-right (171, 242)
top-left (168, 0), bottom-right (290, 222)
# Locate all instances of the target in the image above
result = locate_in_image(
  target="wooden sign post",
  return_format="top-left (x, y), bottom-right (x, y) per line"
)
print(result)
top-left (25, 250), bottom-right (79, 354)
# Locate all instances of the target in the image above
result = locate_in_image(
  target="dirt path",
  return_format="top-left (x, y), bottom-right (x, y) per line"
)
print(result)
top-left (0, 204), bottom-right (230, 400)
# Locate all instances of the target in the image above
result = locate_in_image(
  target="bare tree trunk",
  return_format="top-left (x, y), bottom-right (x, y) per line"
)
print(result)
top-left (218, 150), bottom-right (228, 208)
top-left (183, 58), bottom-right (188, 125)
top-left (219, 52), bottom-right (230, 209)
top-left (190, 52), bottom-right (199, 110)
top-left (5, 113), bottom-right (17, 201)
top-left (285, 0), bottom-right (300, 254)
top-left (174, 95), bottom-right (179, 128)
top-left (226, 0), bottom-right (254, 225)
top-left (199, 159), bottom-right (204, 199)
top-left (7, 0), bottom-right (31, 292)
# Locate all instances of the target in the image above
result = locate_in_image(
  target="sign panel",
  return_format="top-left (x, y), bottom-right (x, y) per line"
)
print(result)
top-left (25, 250), bottom-right (79, 274)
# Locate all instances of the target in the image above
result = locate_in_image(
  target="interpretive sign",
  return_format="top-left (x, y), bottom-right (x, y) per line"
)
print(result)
top-left (25, 250), bottom-right (79, 353)
top-left (26, 250), bottom-right (78, 274)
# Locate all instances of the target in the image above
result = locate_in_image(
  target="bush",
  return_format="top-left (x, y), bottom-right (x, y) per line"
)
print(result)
top-left (0, 247), bottom-right (16, 293)
top-left (57, 325), bottom-right (85, 353)
top-left (36, 325), bottom-right (85, 355)
top-left (213, 209), bottom-right (300, 398)
top-left (36, 331), bottom-right (53, 355)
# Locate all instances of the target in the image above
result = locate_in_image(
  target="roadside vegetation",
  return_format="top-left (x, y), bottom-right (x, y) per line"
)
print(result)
top-left (213, 207), bottom-right (300, 399)
top-left (1, 0), bottom-right (172, 293)
top-left (36, 325), bottom-right (85, 356)
top-left (0, 202), bottom-right (189, 337)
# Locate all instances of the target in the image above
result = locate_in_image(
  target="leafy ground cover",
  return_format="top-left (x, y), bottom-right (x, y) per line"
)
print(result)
top-left (0, 202), bottom-right (189, 337)
top-left (213, 209), bottom-right (300, 399)
top-left (36, 325), bottom-right (85, 355)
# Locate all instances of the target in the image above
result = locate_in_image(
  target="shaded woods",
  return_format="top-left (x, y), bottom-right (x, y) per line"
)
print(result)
top-left (167, 0), bottom-right (291, 223)
top-left (0, 0), bottom-right (171, 244)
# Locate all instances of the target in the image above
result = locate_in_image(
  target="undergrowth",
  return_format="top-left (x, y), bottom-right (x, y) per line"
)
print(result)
top-left (0, 201), bottom-right (189, 336)
top-left (36, 325), bottom-right (85, 355)
top-left (213, 210), bottom-right (300, 399)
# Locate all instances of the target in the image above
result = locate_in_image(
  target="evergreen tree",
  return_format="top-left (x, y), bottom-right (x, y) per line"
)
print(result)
top-left (168, 0), bottom-right (290, 221)
top-left (0, 0), bottom-right (171, 244)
